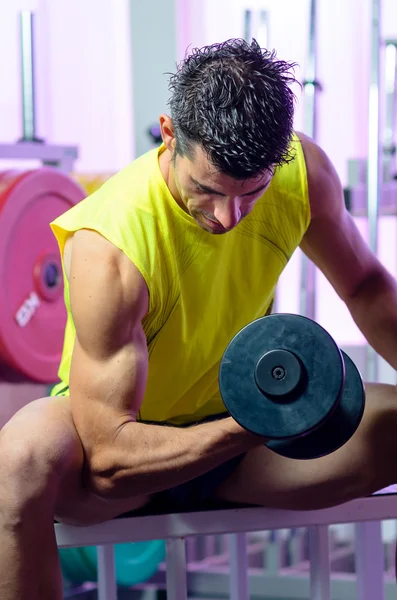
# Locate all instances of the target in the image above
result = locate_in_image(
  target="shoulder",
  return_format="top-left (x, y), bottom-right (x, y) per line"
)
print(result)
top-left (69, 229), bottom-right (149, 325)
top-left (295, 131), bottom-right (343, 219)
top-left (297, 132), bottom-right (343, 218)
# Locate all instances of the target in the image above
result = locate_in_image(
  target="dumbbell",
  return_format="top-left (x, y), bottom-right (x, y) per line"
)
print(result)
top-left (219, 313), bottom-right (365, 460)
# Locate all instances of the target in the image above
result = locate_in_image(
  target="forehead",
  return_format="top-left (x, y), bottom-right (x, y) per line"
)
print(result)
top-left (181, 144), bottom-right (271, 191)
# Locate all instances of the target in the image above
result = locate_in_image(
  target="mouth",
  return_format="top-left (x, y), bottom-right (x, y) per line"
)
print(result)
top-left (202, 215), bottom-right (227, 233)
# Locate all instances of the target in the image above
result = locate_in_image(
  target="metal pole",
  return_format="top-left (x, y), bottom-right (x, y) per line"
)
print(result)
top-left (299, 0), bottom-right (319, 319)
top-left (257, 10), bottom-right (270, 49)
top-left (228, 533), bottom-right (249, 600)
top-left (244, 9), bottom-right (269, 48)
top-left (19, 11), bottom-right (39, 142)
top-left (303, 0), bottom-right (319, 140)
top-left (308, 526), bottom-right (331, 600)
top-left (366, 0), bottom-right (382, 382)
top-left (355, 522), bottom-right (385, 600)
top-left (383, 40), bottom-right (397, 180)
top-left (244, 9), bottom-right (253, 42)
top-left (97, 545), bottom-right (118, 600)
top-left (166, 538), bottom-right (188, 600)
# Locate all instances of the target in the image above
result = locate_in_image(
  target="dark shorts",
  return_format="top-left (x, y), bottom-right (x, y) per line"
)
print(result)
top-left (50, 383), bottom-right (246, 516)
top-left (121, 453), bottom-right (246, 517)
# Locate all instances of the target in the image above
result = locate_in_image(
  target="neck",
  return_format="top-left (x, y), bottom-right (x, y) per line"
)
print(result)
top-left (158, 148), bottom-right (185, 210)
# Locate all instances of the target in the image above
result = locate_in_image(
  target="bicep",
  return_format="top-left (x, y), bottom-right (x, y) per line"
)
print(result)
top-left (67, 230), bottom-right (149, 455)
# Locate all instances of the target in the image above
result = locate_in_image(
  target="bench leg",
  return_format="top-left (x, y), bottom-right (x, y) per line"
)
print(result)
top-left (355, 521), bottom-right (385, 600)
top-left (309, 525), bottom-right (331, 600)
top-left (229, 533), bottom-right (250, 600)
top-left (97, 544), bottom-right (117, 600)
top-left (166, 538), bottom-right (188, 600)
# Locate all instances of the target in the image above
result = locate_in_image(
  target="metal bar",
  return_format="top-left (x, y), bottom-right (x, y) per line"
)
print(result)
top-left (243, 9), bottom-right (269, 49)
top-left (244, 10), bottom-right (252, 42)
top-left (299, 256), bottom-right (316, 319)
top-left (384, 40), bottom-right (397, 180)
top-left (55, 494), bottom-right (397, 548)
top-left (166, 538), bottom-right (188, 600)
top-left (228, 533), bottom-right (249, 600)
top-left (96, 545), bottom-right (117, 600)
top-left (303, 0), bottom-right (318, 140)
top-left (267, 530), bottom-right (281, 573)
top-left (0, 142), bottom-right (78, 172)
top-left (299, 0), bottom-right (318, 320)
top-left (355, 521), bottom-right (385, 600)
top-left (308, 526), bottom-right (331, 600)
top-left (257, 10), bottom-right (270, 48)
top-left (19, 11), bottom-right (38, 142)
top-left (288, 528), bottom-right (305, 565)
top-left (205, 534), bottom-right (216, 556)
top-left (366, 0), bottom-right (382, 382)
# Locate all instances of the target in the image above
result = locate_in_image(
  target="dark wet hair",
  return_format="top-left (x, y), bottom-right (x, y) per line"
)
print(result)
top-left (168, 38), bottom-right (298, 179)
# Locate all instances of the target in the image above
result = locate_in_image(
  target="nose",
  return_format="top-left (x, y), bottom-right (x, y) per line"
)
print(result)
top-left (213, 200), bottom-right (241, 230)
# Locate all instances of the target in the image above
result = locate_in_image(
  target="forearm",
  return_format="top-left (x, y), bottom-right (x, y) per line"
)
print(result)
top-left (88, 417), bottom-right (260, 499)
top-left (347, 268), bottom-right (397, 370)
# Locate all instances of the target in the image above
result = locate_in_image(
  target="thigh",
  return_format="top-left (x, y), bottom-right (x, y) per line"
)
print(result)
top-left (212, 383), bottom-right (397, 510)
top-left (0, 396), bottom-right (151, 525)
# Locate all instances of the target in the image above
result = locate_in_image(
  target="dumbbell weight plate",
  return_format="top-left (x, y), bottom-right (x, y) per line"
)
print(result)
top-left (267, 350), bottom-right (365, 459)
top-left (219, 313), bottom-right (345, 440)
top-left (0, 169), bottom-right (84, 381)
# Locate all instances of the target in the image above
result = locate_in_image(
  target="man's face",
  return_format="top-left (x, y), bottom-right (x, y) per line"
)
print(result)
top-left (171, 145), bottom-right (274, 235)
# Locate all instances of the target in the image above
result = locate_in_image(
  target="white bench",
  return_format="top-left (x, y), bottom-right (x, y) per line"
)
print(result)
top-left (55, 493), bottom-right (397, 600)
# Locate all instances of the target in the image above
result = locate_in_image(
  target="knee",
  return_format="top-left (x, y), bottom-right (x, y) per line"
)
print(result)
top-left (0, 428), bottom-right (62, 516)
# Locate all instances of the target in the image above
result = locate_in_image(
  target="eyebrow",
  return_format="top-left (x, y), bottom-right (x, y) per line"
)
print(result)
top-left (190, 176), bottom-right (269, 197)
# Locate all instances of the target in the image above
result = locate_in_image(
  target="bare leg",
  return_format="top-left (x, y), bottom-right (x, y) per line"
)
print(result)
top-left (0, 396), bottom-right (150, 600)
top-left (213, 383), bottom-right (397, 510)
top-left (0, 401), bottom-right (68, 600)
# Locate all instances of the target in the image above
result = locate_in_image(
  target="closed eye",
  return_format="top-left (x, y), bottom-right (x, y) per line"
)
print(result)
top-left (195, 184), bottom-right (222, 196)
top-left (191, 176), bottom-right (272, 198)
top-left (195, 184), bottom-right (264, 198)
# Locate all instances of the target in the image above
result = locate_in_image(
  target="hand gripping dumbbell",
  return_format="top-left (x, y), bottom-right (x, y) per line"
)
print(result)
top-left (219, 313), bottom-right (365, 460)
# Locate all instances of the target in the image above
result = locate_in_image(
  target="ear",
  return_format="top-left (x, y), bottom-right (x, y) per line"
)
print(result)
top-left (159, 114), bottom-right (176, 152)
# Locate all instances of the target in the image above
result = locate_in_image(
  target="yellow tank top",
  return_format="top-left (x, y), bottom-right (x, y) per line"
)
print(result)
top-left (50, 134), bottom-right (310, 425)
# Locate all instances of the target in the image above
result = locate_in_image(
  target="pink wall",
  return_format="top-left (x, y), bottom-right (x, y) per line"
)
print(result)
top-left (0, 0), bottom-right (134, 173)
top-left (175, 0), bottom-right (397, 184)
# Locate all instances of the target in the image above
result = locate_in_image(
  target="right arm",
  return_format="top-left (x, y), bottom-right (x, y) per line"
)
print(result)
top-left (67, 230), bottom-right (260, 500)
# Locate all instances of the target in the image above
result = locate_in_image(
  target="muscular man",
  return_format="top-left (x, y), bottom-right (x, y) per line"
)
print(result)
top-left (1, 38), bottom-right (397, 599)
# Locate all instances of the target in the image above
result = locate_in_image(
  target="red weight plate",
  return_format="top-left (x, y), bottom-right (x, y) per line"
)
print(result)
top-left (0, 168), bottom-right (85, 382)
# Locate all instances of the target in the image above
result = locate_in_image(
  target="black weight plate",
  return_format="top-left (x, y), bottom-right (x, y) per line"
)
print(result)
top-left (267, 350), bottom-right (365, 459)
top-left (219, 314), bottom-right (344, 439)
